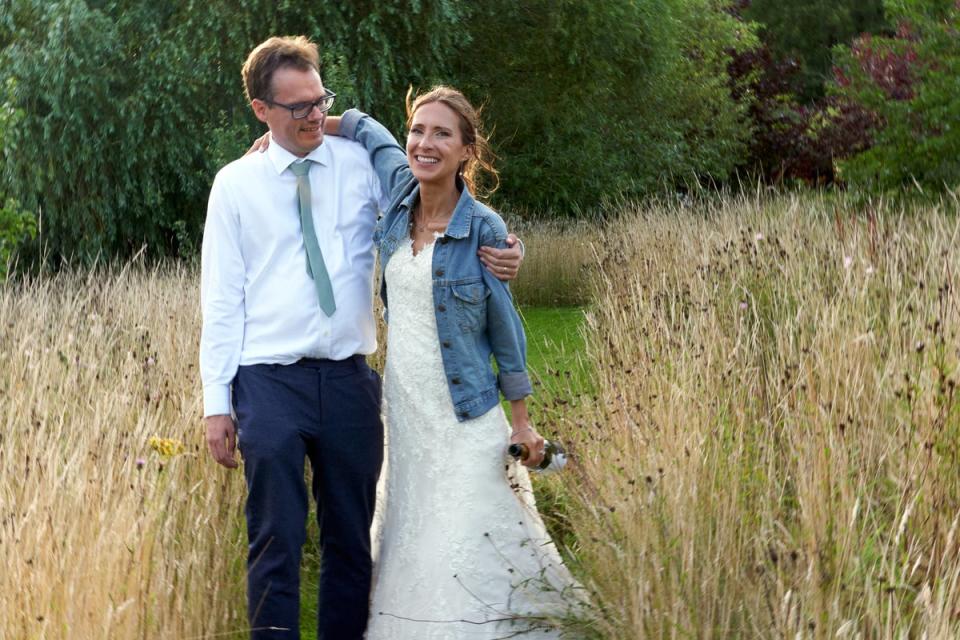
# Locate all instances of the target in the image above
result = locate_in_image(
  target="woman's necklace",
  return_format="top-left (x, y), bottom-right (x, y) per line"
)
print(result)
top-left (411, 206), bottom-right (449, 233)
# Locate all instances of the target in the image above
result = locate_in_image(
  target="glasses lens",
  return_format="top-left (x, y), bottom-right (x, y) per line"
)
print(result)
top-left (292, 103), bottom-right (313, 119)
top-left (291, 94), bottom-right (335, 119)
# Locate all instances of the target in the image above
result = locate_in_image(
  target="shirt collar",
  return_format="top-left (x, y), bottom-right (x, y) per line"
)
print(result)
top-left (266, 136), bottom-right (332, 175)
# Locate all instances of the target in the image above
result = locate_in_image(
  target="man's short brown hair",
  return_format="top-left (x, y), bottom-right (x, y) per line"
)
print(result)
top-left (242, 36), bottom-right (320, 103)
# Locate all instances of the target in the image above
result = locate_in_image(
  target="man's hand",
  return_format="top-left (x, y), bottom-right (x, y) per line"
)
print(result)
top-left (479, 233), bottom-right (524, 281)
top-left (206, 415), bottom-right (239, 469)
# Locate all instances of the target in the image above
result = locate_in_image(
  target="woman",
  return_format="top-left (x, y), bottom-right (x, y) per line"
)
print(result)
top-left (251, 86), bottom-right (584, 638)
top-left (342, 87), bottom-right (583, 639)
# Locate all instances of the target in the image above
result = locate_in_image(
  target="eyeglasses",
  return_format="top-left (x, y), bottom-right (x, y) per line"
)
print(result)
top-left (265, 91), bottom-right (336, 119)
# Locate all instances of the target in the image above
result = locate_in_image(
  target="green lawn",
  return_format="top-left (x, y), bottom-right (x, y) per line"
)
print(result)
top-left (520, 305), bottom-right (591, 397)
top-left (299, 306), bottom-right (587, 637)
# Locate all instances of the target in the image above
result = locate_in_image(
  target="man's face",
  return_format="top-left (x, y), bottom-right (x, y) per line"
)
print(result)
top-left (252, 67), bottom-right (326, 157)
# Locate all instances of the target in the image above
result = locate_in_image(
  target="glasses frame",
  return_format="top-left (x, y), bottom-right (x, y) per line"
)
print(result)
top-left (265, 91), bottom-right (337, 119)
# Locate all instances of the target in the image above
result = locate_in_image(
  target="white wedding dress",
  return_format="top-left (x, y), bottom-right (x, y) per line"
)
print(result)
top-left (365, 240), bottom-right (584, 639)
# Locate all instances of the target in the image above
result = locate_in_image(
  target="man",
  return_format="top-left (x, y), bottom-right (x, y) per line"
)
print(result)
top-left (200, 36), bottom-right (522, 640)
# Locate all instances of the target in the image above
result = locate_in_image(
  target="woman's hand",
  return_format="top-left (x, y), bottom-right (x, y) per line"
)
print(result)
top-left (245, 132), bottom-right (271, 156)
top-left (510, 423), bottom-right (546, 469)
top-left (325, 115), bottom-right (341, 135)
top-left (243, 116), bottom-right (340, 158)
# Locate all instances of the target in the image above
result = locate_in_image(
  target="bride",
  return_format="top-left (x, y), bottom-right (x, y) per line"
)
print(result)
top-left (336, 87), bottom-right (584, 639)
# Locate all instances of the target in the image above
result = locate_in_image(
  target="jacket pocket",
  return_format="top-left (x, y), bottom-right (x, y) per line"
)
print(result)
top-left (451, 282), bottom-right (489, 333)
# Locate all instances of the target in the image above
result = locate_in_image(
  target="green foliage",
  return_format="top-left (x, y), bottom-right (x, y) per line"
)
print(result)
top-left (458, 0), bottom-right (757, 212)
top-left (324, 0), bottom-right (472, 132)
top-left (0, 0), bottom-right (468, 262)
top-left (0, 0), bottom-right (759, 259)
top-left (2, 0), bottom-right (241, 261)
top-left (743, 0), bottom-right (888, 102)
top-left (0, 196), bottom-right (34, 275)
top-left (831, 0), bottom-right (960, 192)
top-left (0, 73), bottom-right (34, 274)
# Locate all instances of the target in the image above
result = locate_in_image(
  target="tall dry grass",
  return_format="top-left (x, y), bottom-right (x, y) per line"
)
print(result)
top-left (2, 194), bottom-right (958, 638)
top-left (544, 192), bottom-right (960, 638)
top-left (0, 221), bottom-right (592, 639)
top-left (0, 263), bottom-right (247, 639)
top-left (506, 216), bottom-right (600, 307)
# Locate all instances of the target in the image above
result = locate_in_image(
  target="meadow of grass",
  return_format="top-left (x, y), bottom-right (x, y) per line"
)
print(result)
top-left (544, 192), bottom-right (960, 638)
top-left (505, 215), bottom-right (599, 307)
top-left (1, 192), bottom-right (958, 638)
top-left (0, 263), bottom-right (247, 638)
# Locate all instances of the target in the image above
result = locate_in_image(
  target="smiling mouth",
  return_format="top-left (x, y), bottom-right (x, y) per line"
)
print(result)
top-left (301, 125), bottom-right (321, 133)
top-left (415, 155), bottom-right (439, 164)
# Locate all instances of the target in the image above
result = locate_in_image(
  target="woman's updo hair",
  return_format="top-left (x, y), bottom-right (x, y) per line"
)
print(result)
top-left (406, 85), bottom-right (499, 198)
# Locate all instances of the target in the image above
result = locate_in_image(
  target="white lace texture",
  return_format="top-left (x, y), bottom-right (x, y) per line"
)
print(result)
top-left (366, 241), bottom-right (583, 639)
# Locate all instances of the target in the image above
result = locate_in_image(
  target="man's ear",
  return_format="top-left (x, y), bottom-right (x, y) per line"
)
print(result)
top-left (251, 99), bottom-right (269, 124)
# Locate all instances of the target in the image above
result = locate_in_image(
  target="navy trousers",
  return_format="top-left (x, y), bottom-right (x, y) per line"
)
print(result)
top-left (232, 356), bottom-right (383, 640)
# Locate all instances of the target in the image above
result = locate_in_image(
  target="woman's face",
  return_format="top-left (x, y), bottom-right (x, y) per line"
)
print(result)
top-left (406, 101), bottom-right (471, 188)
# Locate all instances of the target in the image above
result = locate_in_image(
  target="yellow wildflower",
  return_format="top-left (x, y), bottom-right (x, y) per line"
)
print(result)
top-left (148, 436), bottom-right (185, 458)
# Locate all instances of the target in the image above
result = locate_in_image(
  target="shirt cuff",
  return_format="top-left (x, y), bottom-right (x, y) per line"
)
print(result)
top-left (203, 383), bottom-right (232, 418)
top-left (498, 370), bottom-right (532, 401)
top-left (339, 109), bottom-right (367, 141)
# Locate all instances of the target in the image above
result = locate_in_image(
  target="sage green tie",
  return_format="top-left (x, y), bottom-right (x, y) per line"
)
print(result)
top-left (289, 160), bottom-right (336, 316)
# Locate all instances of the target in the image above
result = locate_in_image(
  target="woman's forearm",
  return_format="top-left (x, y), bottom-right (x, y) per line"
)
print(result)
top-left (509, 399), bottom-right (531, 432)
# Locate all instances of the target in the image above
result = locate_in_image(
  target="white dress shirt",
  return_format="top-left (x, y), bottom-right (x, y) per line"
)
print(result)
top-left (200, 136), bottom-right (384, 417)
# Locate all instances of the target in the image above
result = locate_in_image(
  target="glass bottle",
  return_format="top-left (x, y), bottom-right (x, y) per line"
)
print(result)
top-left (508, 440), bottom-right (567, 474)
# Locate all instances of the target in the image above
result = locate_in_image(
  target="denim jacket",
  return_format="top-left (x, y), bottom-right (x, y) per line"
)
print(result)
top-left (340, 109), bottom-right (532, 421)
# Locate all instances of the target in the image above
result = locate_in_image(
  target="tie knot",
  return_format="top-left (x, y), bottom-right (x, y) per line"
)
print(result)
top-left (289, 160), bottom-right (312, 177)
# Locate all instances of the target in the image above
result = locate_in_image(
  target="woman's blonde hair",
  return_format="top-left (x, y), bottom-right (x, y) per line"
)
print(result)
top-left (405, 86), bottom-right (500, 198)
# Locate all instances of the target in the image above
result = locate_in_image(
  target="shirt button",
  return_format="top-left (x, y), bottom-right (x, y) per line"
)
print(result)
top-left (451, 377), bottom-right (461, 385)
top-left (459, 411), bottom-right (469, 418)
top-left (437, 304), bottom-right (446, 312)
top-left (435, 269), bottom-right (444, 277)
top-left (442, 341), bottom-right (451, 348)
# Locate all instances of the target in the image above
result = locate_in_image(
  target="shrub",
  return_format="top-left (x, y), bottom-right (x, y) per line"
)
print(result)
top-left (831, 0), bottom-right (960, 191)
top-left (0, 0), bottom-right (469, 263)
top-left (459, 0), bottom-right (757, 212)
top-left (738, 0), bottom-right (887, 102)
top-left (0, 196), bottom-right (34, 275)
top-left (0, 76), bottom-right (35, 274)
top-left (728, 42), bottom-right (880, 185)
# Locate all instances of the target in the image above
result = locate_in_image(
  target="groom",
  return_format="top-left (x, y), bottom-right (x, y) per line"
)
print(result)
top-left (200, 36), bottom-right (522, 639)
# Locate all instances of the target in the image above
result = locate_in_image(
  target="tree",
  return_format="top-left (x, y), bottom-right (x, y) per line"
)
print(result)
top-left (831, 0), bottom-right (960, 191)
top-left (455, 0), bottom-right (756, 211)
top-left (0, 0), bottom-right (467, 262)
top-left (742, 0), bottom-right (888, 102)
top-left (0, 0), bottom-right (761, 259)
top-left (0, 77), bottom-right (34, 274)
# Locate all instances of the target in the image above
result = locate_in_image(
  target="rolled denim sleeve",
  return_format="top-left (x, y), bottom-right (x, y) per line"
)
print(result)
top-left (479, 217), bottom-right (532, 400)
top-left (340, 109), bottom-right (411, 203)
